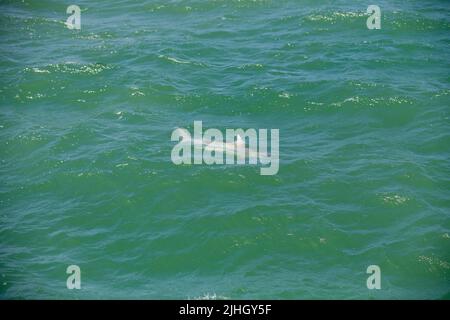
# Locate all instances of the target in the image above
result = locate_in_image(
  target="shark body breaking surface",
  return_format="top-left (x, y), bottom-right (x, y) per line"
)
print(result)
top-left (171, 121), bottom-right (279, 175)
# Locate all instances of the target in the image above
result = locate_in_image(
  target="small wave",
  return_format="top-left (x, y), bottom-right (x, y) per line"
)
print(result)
top-left (24, 62), bottom-right (112, 75)
top-left (191, 293), bottom-right (230, 300)
top-left (158, 54), bottom-right (207, 67)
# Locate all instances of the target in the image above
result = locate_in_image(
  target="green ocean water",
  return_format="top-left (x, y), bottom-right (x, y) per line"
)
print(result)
top-left (0, 0), bottom-right (449, 299)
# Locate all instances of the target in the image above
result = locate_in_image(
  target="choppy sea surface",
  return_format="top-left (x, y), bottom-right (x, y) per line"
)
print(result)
top-left (0, 0), bottom-right (449, 299)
